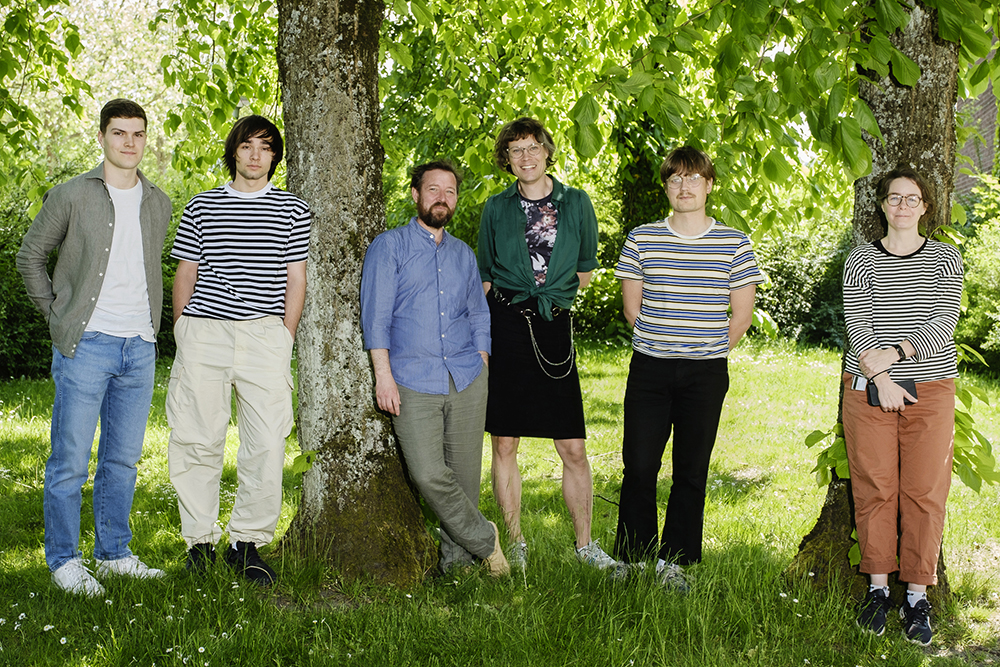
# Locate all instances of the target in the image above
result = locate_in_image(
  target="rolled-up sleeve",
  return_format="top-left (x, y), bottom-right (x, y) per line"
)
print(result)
top-left (576, 191), bottom-right (600, 273)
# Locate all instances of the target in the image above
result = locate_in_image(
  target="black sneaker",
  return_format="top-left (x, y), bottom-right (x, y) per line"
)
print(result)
top-left (900, 597), bottom-right (933, 646)
top-left (856, 587), bottom-right (892, 636)
top-left (225, 541), bottom-right (277, 587)
top-left (186, 543), bottom-right (216, 572)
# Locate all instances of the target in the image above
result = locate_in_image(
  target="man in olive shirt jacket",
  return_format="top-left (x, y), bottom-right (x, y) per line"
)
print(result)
top-left (16, 99), bottom-right (172, 597)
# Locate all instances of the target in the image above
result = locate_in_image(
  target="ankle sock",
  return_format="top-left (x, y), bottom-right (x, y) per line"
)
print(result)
top-left (907, 590), bottom-right (927, 606)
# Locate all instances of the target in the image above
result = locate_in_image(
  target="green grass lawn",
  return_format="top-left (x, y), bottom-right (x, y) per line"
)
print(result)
top-left (1, 339), bottom-right (998, 666)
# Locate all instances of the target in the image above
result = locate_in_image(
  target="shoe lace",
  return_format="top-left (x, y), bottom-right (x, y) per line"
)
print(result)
top-left (907, 600), bottom-right (931, 627)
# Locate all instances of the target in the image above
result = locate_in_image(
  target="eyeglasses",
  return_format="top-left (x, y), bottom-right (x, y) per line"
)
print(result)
top-left (508, 143), bottom-right (542, 159)
top-left (666, 173), bottom-right (705, 189)
top-left (885, 194), bottom-right (923, 208)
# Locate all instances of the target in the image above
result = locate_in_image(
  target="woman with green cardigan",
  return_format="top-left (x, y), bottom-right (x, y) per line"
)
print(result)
top-left (477, 116), bottom-right (615, 572)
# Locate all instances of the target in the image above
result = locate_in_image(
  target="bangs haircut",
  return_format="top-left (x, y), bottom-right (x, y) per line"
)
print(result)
top-left (224, 115), bottom-right (284, 180)
top-left (493, 117), bottom-right (557, 174)
top-left (410, 159), bottom-right (463, 192)
top-left (100, 98), bottom-right (147, 134)
top-left (660, 146), bottom-right (716, 186)
top-left (874, 165), bottom-right (936, 234)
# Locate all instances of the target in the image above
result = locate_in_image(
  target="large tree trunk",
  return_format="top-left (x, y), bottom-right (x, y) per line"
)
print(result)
top-left (789, 1), bottom-right (958, 607)
top-left (276, 0), bottom-right (436, 586)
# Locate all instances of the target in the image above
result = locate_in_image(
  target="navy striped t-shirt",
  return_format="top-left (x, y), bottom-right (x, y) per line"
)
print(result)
top-left (171, 183), bottom-right (311, 320)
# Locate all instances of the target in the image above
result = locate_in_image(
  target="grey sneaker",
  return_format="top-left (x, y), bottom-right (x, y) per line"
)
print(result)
top-left (509, 541), bottom-right (528, 570)
top-left (575, 540), bottom-right (618, 570)
top-left (52, 559), bottom-right (106, 597)
top-left (656, 562), bottom-right (690, 593)
top-left (96, 555), bottom-right (166, 580)
top-left (609, 561), bottom-right (646, 582)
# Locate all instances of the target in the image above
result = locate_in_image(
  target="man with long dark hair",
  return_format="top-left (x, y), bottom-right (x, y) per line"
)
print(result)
top-left (167, 115), bottom-right (311, 586)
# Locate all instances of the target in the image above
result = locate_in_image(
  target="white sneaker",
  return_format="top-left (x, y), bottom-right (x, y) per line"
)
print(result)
top-left (52, 559), bottom-right (106, 597)
top-left (575, 540), bottom-right (618, 570)
top-left (95, 555), bottom-right (165, 580)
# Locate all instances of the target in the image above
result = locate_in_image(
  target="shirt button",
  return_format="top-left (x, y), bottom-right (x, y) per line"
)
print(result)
top-left (441, 334), bottom-right (445, 338)
top-left (443, 356), bottom-right (448, 360)
top-left (99, 273), bottom-right (104, 276)
top-left (440, 312), bottom-right (444, 316)
top-left (105, 248), bottom-right (110, 252)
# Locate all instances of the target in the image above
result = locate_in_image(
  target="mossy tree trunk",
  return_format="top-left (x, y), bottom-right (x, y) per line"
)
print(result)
top-left (788, 1), bottom-right (958, 607)
top-left (276, 0), bottom-right (436, 586)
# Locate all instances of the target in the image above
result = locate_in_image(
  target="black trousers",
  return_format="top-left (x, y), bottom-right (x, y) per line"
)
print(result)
top-left (614, 353), bottom-right (729, 565)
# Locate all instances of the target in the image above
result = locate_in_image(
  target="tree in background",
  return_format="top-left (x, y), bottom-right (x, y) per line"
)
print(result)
top-left (276, 0), bottom-right (437, 585)
top-left (790, 0), bottom-right (965, 604)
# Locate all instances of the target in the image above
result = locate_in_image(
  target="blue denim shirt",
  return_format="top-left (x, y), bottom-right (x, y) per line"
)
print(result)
top-left (361, 218), bottom-right (490, 395)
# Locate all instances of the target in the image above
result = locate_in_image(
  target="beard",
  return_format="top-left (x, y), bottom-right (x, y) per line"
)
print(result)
top-left (417, 200), bottom-right (454, 229)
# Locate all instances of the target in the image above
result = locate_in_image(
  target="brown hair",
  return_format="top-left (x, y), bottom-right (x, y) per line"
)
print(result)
top-left (100, 99), bottom-right (147, 134)
top-left (493, 117), bottom-right (556, 174)
top-left (410, 159), bottom-right (463, 192)
top-left (659, 146), bottom-right (716, 186)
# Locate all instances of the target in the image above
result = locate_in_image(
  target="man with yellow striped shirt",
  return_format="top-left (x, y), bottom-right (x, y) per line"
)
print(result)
top-left (612, 146), bottom-right (762, 591)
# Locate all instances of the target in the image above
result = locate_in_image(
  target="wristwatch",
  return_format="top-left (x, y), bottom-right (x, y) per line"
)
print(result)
top-left (892, 343), bottom-right (906, 361)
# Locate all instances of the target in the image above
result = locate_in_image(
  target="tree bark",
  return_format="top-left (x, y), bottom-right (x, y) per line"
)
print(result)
top-left (789, 1), bottom-right (958, 607)
top-left (276, 0), bottom-right (436, 586)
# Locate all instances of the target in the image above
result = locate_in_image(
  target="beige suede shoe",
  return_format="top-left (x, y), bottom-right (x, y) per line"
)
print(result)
top-left (484, 521), bottom-right (510, 577)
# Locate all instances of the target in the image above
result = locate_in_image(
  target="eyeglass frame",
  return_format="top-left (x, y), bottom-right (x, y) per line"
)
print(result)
top-left (507, 143), bottom-right (543, 159)
top-left (665, 173), bottom-right (707, 189)
top-left (884, 194), bottom-right (924, 208)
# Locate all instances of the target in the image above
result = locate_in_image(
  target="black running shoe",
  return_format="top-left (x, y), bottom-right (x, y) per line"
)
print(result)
top-left (186, 543), bottom-right (216, 572)
top-left (225, 541), bottom-right (277, 587)
top-left (900, 597), bottom-right (933, 646)
top-left (856, 587), bottom-right (892, 636)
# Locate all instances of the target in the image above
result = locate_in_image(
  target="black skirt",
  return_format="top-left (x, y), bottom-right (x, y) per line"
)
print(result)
top-left (485, 288), bottom-right (586, 440)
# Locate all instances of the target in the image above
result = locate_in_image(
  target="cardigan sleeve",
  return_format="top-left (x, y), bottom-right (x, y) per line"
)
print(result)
top-left (576, 190), bottom-right (600, 273)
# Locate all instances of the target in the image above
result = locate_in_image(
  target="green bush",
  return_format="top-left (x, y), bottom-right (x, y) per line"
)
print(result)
top-left (752, 216), bottom-right (852, 349)
top-left (955, 175), bottom-right (1000, 374)
top-left (0, 187), bottom-right (54, 379)
top-left (572, 267), bottom-right (630, 343)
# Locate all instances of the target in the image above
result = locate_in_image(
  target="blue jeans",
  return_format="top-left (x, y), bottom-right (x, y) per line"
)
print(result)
top-left (45, 333), bottom-right (155, 571)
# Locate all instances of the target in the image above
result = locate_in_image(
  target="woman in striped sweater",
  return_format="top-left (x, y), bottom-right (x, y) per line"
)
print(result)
top-left (842, 167), bottom-right (963, 646)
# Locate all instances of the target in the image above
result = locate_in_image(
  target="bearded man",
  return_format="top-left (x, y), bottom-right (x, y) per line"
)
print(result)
top-left (360, 160), bottom-right (508, 577)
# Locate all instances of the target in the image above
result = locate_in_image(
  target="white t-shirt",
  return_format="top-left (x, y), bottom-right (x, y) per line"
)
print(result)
top-left (86, 181), bottom-right (154, 341)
